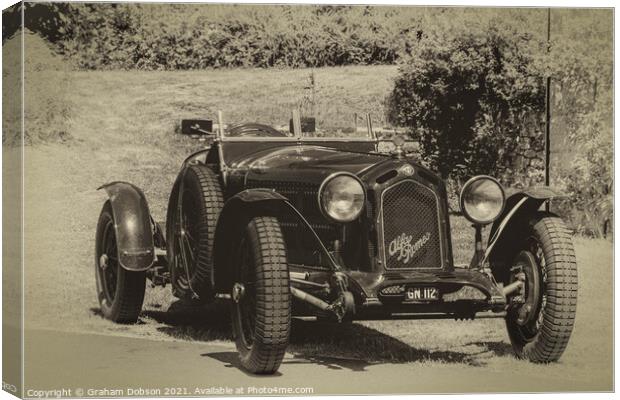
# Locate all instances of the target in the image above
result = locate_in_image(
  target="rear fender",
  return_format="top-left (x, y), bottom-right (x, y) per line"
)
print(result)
top-left (213, 189), bottom-right (338, 293)
top-left (98, 182), bottom-right (155, 271)
top-left (484, 187), bottom-right (566, 277)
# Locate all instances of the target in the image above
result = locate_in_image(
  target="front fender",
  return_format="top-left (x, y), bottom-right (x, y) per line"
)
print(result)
top-left (98, 182), bottom-right (155, 271)
top-left (484, 186), bottom-right (566, 272)
top-left (212, 188), bottom-right (338, 293)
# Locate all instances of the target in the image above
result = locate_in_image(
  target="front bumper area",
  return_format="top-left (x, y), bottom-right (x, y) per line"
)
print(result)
top-left (289, 265), bottom-right (508, 321)
top-left (354, 268), bottom-right (506, 319)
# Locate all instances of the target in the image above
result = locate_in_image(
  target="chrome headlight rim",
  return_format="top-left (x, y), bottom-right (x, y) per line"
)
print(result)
top-left (459, 175), bottom-right (506, 225)
top-left (318, 172), bottom-right (366, 223)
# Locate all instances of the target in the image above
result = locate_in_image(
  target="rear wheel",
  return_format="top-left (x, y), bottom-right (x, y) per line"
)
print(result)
top-left (95, 201), bottom-right (146, 323)
top-left (166, 165), bottom-right (223, 300)
top-left (505, 212), bottom-right (578, 362)
top-left (231, 217), bottom-right (291, 374)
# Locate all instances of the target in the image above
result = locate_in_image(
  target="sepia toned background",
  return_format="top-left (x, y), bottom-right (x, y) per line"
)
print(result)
top-left (1, 3), bottom-right (613, 395)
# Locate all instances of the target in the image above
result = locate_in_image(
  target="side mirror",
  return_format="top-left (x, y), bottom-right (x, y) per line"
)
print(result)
top-left (180, 119), bottom-right (214, 136)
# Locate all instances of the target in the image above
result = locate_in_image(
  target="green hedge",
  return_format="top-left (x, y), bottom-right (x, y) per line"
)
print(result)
top-left (22, 4), bottom-right (425, 69)
top-left (14, 5), bottom-right (558, 71)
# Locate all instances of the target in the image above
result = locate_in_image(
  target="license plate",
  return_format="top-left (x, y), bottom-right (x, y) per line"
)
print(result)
top-left (405, 287), bottom-right (439, 301)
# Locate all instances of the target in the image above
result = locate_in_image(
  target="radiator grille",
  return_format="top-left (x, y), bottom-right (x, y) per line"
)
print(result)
top-left (382, 180), bottom-right (443, 270)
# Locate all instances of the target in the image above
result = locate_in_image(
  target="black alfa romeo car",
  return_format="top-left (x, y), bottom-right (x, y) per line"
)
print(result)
top-left (95, 111), bottom-right (577, 374)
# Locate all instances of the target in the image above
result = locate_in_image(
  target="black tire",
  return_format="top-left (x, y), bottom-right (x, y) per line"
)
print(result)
top-left (231, 217), bottom-right (291, 374)
top-left (166, 164), bottom-right (223, 300)
top-left (505, 212), bottom-right (578, 362)
top-left (95, 201), bottom-right (146, 323)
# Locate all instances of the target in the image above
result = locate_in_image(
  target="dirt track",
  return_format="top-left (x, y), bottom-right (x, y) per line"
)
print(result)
top-left (24, 328), bottom-right (608, 395)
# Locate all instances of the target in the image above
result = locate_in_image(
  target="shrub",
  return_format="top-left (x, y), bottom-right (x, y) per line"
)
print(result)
top-left (387, 13), bottom-right (612, 237)
top-left (387, 24), bottom-right (545, 181)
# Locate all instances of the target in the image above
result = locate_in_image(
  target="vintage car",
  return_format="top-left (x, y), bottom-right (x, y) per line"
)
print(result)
top-left (95, 111), bottom-right (577, 374)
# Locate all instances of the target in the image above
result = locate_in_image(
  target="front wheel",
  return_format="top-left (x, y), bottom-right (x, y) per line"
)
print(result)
top-left (95, 201), bottom-right (146, 323)
top-left (505, 212), bottom-right (578, 362)
top-left (231, 217), bottom-right (291, 374)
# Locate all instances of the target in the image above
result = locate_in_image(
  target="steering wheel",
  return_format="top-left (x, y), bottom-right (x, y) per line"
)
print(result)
top-left (226, 123), bottom-right (287, 137)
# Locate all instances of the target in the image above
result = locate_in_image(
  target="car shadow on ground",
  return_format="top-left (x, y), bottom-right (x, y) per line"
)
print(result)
top-left (142, 299), bottom-right (233, 342)
top-left (135, 299), bottom-right (512, 372)
top-left (202, 352), bottom-right (283, 377)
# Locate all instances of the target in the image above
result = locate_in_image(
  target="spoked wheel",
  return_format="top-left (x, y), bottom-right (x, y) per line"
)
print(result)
top-left (505, 212), bottom-right (578, 362)
top-left (166, 165), bottom-right (223, 300)
top-left (95, 201), bottom-right (146, 323)
top-left (231, 217), bottom-right (291, 374)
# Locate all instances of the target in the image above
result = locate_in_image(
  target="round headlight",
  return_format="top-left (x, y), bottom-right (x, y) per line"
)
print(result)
top-left (459, 176), bottom-right (505, 224)
top-left (319, 173), bottom-right (365, 222)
